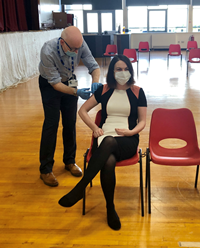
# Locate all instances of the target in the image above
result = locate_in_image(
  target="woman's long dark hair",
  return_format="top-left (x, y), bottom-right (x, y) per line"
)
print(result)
top-left (106, 54), bottom-right (135, 88)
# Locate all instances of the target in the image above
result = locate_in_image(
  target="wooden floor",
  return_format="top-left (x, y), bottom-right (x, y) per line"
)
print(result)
top-left (1, 50), bottom-right (200, 248)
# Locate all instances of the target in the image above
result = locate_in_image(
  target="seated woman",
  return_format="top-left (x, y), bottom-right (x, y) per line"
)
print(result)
top-left (59, 54), bottom-right (147, 230)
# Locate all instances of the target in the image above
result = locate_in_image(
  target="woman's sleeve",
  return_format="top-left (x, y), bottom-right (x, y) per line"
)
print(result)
top-left (93, 85), bottom-right (103, 103)
top-left (138, 88), bottom-right (147, 107)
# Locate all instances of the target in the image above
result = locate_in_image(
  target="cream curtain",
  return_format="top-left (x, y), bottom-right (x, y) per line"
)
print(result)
top-left (0, 29), bottom-right (62, 91)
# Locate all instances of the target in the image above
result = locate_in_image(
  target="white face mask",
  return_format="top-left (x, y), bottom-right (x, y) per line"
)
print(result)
top-left (114, 71), bottom-right (131, 85)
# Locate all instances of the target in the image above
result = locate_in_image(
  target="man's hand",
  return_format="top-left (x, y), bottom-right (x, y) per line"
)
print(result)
top-left (91, 83), bottom-right (103, 94)
top-left (77, 88), bottom-right (91, 100)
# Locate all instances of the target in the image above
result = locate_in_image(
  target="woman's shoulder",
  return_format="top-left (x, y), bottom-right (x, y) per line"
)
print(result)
top-left (101, 84), bottom-right (111, 95)
top-left (129, 85), bottom-right (141, 99)
top-left (94, 84), bottom-right (110, 98)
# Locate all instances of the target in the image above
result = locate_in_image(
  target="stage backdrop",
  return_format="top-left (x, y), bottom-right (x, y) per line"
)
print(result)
top-left (0, 0), bottom-right (39, 32)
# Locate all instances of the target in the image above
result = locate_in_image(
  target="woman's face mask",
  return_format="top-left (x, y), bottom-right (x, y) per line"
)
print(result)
top-left (114, 71), bottom-right (131, 85)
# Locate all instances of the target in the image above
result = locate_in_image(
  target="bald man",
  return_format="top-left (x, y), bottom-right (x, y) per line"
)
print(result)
top-left (39, 26), bottom-right (101, 187)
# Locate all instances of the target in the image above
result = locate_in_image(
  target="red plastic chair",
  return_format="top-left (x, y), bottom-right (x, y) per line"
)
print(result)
top-left (83, 110), bottom-right (144, 217)
top-left (138, 42), bottom-right (150, 63)
top-left (146, 108), bottom-right (200, 214)
top-left (187, 48), bottom-right (200, 77)
top-left (186, 41), bottom-right (198, 57)
top-left (123, 48), bottom-right (138, 75)
top-left (167, 44), bottom-right (182, 67)
top-left (103, 44), bottom-right (117, 66)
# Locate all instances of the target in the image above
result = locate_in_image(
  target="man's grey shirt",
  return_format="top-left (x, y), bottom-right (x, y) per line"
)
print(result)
top-left (39, 37), bottom-right (99, 85)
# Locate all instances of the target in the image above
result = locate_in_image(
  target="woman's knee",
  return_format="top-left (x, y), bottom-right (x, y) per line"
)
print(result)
top-left (101, 136), bottom-right (118, 149)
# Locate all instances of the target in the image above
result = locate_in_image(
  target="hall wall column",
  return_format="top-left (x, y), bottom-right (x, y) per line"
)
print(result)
top-left (188, 1), bottom-right (193, 32)
top-left (122, 0), bottom-right (128, 29)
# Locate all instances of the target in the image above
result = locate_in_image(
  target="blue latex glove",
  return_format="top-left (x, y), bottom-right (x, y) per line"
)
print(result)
top-left (91, 82), bottom-right (103, 94)
top-left (77, 88), bottom-right (91, 100)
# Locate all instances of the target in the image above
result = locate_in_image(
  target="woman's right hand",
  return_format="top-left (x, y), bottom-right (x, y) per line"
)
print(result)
top-left (93, 128), bottom-right (104, 138)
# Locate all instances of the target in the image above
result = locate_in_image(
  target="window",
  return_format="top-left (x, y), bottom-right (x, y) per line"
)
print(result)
top-left (148, 9), bottom-right (167, 32)
top-left (101, 13), bottom-right (113, 33)
top-left (128, 5), bottom-right (188, 33)
top-left (87, 13), bottom-right (98, 33)
top-left (167, 5), bottom-right (188, 32)
top-left (64, 4), bottom-right (92, 33)
top-left (128, 6), bottom-right (147, 33)
top-left (193, 6), bottom-right (200, 32)
top-left (115, 9), bottom-right (123, 32)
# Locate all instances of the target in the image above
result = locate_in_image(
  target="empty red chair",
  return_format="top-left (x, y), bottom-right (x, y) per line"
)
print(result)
top-left (138, 42), bottom-right (150, 63)
top-left (83, 110), bottom-right (144, 217)
top-left (187, 40), bottom-right (198, 52)
top-left (146, 108), bottom-right (200, 214)
top-left (187, 48), bottom-right (200, 77)
top-left (123, 48), bottom-right (138, 75)
top-left (186, 41), bottom-right (198, 59)
top-left (103, 44), bottom-right (117, 66)
top-left (167, 44), bottom-right (182, 67)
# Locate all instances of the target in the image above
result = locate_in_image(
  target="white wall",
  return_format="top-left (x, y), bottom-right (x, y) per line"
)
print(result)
top-left (130, 32), bottom-right (200, 49)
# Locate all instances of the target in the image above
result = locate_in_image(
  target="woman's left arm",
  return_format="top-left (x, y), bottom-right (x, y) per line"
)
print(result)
top-left (115, 106), bottom-right (147, 136)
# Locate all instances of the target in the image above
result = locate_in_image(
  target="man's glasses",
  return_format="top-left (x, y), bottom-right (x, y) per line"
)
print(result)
top-left (60, 38), bottom-right (78, 52)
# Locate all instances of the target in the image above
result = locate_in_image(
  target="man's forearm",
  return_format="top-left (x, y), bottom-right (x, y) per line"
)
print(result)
top-left (91, 68), bottom-right (100, 83)
top-left (52, 82), bottom-right (76, 95)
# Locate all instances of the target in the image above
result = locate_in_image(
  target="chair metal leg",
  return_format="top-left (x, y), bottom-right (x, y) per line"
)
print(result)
top-left (101, 56), bottom-right (104, 68)
top-left (103, 56), bottom-right (107, 67)
top-left (149, 51), bottom-right (150, 64)
top-left (167, 54), bottom-right (169, 67)
top-left (137, 61), bottom-right (138, 76)
top-left (195, 165), bottom-right (199, 188)
top-left (187, 61), bottom-right (189, 77)
top-left (139, 149), bottom-right (144, 217)
top-left (180, 54), bottom-right (182, 67)
top-left (146, 148), bottom-right (151, 214)
top-left (145, 149), bottom-right (148, 189)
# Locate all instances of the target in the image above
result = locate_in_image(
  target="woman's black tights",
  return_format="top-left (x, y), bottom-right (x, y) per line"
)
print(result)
top-left (59, 136), bottom-right (121, 230)
top-left (100, 154), bottom-right (121, 230)
top-left (59, 136), bottom-right (119, 206)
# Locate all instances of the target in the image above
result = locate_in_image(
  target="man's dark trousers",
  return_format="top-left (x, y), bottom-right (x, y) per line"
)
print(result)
top-left (39, 75), bottom-right (78, 174)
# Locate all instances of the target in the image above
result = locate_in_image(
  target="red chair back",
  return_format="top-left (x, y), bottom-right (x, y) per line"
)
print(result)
top-left (187, 41), bottom-right (198, 50)
top-left (149, 108), bottom-right (199, 158)
top-left (138, 42), bottom-right (149, 52)
top-left (169, 44), bottom-right (181, 56)
top-left (104, 44), bottom-right (117, 55)
top-left (123, 49), bottom-right (137, 63)
top-left (188, 48), bottom-right (200, 63)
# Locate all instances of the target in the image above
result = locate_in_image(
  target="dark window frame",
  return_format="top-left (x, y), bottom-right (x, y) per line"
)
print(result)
top-left (83, 10), bottom-right (115, 34)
